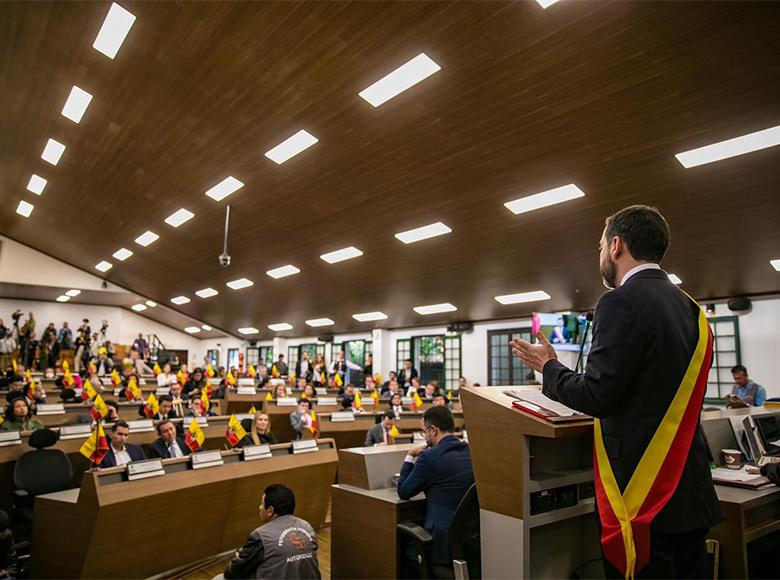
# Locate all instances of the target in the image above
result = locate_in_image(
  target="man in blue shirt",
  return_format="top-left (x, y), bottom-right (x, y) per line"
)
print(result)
top-left (398, 406), bottom-right (474, 568)
top-left (725, 365), bottom-right (766, 407)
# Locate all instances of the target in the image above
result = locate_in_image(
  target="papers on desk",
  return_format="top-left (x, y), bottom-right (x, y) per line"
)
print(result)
top-left (504, 389), bottom-right (585, 422)
top-left (711, 466), bottom-right (771, 489)
top-left (513, 390), bottom-right (581, 417)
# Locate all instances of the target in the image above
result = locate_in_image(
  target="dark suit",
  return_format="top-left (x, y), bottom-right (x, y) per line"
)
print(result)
top-left (398, 367), bottom-right (418, 385)
top-left (542, 268), bottom-right (722, 576)
top-left (398, 435), bottom-right (474, 565)
top-left (137, 406), bottom-right (179, 420)
top-left (365, 423), bottom-right (392, 446)
top-left (100, 443), bottom-right (145, 468)
top-left (294, 360), bottom-right (313, 382)
top-left (147, 436), bottom-right (192, 459)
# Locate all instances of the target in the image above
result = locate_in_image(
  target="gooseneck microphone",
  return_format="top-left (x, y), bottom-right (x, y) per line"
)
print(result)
top-left (576, 312), bottom-right (594, 373)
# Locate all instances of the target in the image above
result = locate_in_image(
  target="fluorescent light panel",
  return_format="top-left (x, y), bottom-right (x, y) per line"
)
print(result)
top-left (320, 246), bottom-right (363, 264)
top-left (26, 175), bottom-right (47, 195)
top-left (56, 295), bottom-right (70, 303)
top-left (352, 311), bottom-right (388, 322)
top-left (306, 318), bottom-right (335, 328)
top-left (93, 2), bottom-right (136, 59)
top-left (170, 296), bottom-right (190, 305)
top-left (504, 184), bottom-right (585, 215)
top-left (205, 176), bottom-right (244, 201)
top-left (112, 247), bottom-right (133, 261)
top-left (536, 0), bottom-right (560, 8)
top-left (135, 230), bottom-right (159, 247)
top-left (184, 326), bottom-right (201, 334)
top-left (195, 287), bottom-right (219, 298)
top-left (201, 324), bottom-right (212, 331)
top-left (675, 125), bottom-right (780, 168)
top-left (16, 201), bottom-right (34, 218)
top-left (61, 86), bottom-right (93, 123)
top-left (65, 289), bottom-right (81, 297)
top-left (770, 259), bottom-right (780, 272)
top-left (41, 139), bottom-right (65, 166)
top-left (395, 221), bottom-right (452, 244)
top-left (145, 300), bottom-right (157, 307)
top-left (264, 130), bottom-right (318, 164)
top-left (131, 304), bottom-right (147, 312)
top-left (238, 327), bottom-right (259, 335)
top-left (495, 290), bottom-right (552, 305)
top-left (266, 265), bottom-right (300, 279)
top-left (95, 260), bottom-right (112, 272)
top-left (226, 278), bottom-right (254, 290)
top-left (268, 323), bottom-right (293, 332)
top-left (359, 53), bottom-right (441, 107)
top-left (668, 274), bottom-right (683, 285)
top-left (413, 303), bottom-right (457, 315)
top-left (164, 208), bottom-right (194, 227)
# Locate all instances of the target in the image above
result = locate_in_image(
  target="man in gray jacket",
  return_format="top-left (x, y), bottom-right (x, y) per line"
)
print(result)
top-left (223, 484), bottom-right (321, 580)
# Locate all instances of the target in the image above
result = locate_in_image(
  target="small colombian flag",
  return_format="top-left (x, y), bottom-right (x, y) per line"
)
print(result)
top-left (80, 424), bottom-right (109, 464)
top-left (225, 414), bottom-right (247, 447)
top-left (143, 393), bottom-right (159, 418)
top-left (185, 420), bottom-right (205, 452)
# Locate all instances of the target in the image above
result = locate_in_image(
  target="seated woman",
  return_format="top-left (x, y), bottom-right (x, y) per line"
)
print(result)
top-left (289, 400), bottom-right (312, 439)
top-left (240, 411), bottom-right (278, 446)
top-left (1, 396), bottom-right (44, 432)
top-left (182, 368), bottom-right (208, 398)
top-left (187, 398), bottom-right (216, 417)
top-left (273, 383), bottom-right (289, 399)
top-left (156, 363), bottom-right (178, 388)
top-left (301, 384), bottom-right (316, 400)
top-left (388, 393), bottom-right (405, 420)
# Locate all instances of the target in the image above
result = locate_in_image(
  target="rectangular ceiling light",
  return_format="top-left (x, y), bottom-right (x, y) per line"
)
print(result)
top-left (668, 274), bottom-right (683, 285)
top-left (770, 259), bottom-right (780, 272)
top-left (135, 230), bottom-right (159, 247)
top-left (266, 265), bottom-right (300, 279)
top-left (205, 176), bottom-right (244, 201)
top-left (61, 86), bottom-right (93, 123)
top-left (201, 324), bottom-right (212, 331)
top-left (16, 200), bottom-right (34, 218)
top-left (95, 260), bottom-right (113, 272)
top-left (112, 247), bottom-right (133, 261)
top-left (306, 318), bottom-right (335, 328)
top-left (495, 290), bottom-right (552, 305)
top-left (359, 53), bottom-right (441, 107)
top-left (238, 327), bottom-right (260, 335)
top-left (145, 300), bottom-right (157, 307)
top-left (65, 289), bottom-right (81, 297)
top-left (395, 221), bottom-right (452, 244)
top-left (56, 295), bottom-right (71, 303)
top-left (164, 208), bottom-right (194, 227)
top-left (93, 2), bottom-right (136, 59)
top-left (413, 302), bottom-right (457, 315)
top-left (170, 296), bottom-right (191, 305)
top-left (226, 278), bottom-right (254, 290)
top-left (41, 139), bottom-right (65, 166)
top-left (184, 326), bottom-right (201, 334)
top-left (320, 246), bottom-right (363, 264)
top-left (504, 184), bottom-right (585, 215)
top-left (26, 175), bottom-right (47, 195)
top-left (675, 125), bottom-right (780, 168)
top-left (268, 322), bottom-right (293, 332)
top-left (352, 311), bottom-right (388, 322)
top-left (264, 130), bottom-right (318, 164)
top-left (195, 287), bottom-right (219, 298)
top-left (131, 304), bottom-right (147, 312)
top-left (536, 0), bottom-right (560, 8)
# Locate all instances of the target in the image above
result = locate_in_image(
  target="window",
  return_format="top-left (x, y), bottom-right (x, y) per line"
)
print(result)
top-left (227, 348), bottom-right (239, 371)
top-left (444, 335), bottom-right (462, 390)
top-left (259, 346), bottom-right (273, 367)
top-left (246, 347), bottom-right (260, 367)
top-left (706, 316), bottom-right (741, 401)
top-left (206, 349), bottom-right (218, 368)
top-left (287, 346), bottom-right (299, 375)
top-left (396, 339), bottom-right (411, 374)
top-left (344, 340), bottom-right (369, 386)
top-left (325, 342), bottom-right (333, 366)
top-left (415, 335), bottom-right (445, 386)
top-left (488, 328), bottom-right (532, 386)
top-left (298, 343), bottom-right (319, 362)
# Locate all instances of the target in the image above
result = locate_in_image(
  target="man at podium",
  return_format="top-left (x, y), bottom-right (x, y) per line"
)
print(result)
top-left (512, 205), bottom-right (721, 579)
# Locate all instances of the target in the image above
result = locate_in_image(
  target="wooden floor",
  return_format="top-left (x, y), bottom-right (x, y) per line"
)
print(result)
top-left (178, 525), bottom-right (332, 580)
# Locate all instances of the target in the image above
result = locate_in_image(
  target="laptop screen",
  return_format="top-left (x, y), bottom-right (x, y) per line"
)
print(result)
top-left (701, 418), bottom-right (739, 465)
top-left (755, 414), bottom-right (780, 457)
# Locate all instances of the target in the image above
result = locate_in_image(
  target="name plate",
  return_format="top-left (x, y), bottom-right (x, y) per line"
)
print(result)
top-left (60, 424), bottom-right (94, 439)
top-left (127, 458), bottom-right (165, 481)
top-left (315, 388), bottom-right (327, 396)
top-left (331, 411), bottom-right (355, 422)
top-left (36, 403), bottom-right (65, 415)
top-left (318, 397), bottom-right (337, 406)
top-left (243, 444), bottom-right (272, 461)
top-left (292, 439), bottom-right (319, 454)
top-left (73, 388), bottom-right (83, 398)
top-left (237, 386), bottom-right (257, 395)
top-left (237, 378), bottom-right (255, 386)
top-left (361, 398), bottom-right (375, 406)
top-left (127, 419), bottom-right (155, 433)
top-left (191, 450), bottom-right (224, 469)
top-left (0, 431), bottom-right (22, 447)
top-left (113, 388), bottom-right (123, 396)
top-left (235, 413), bottom-right (253, 422)
top-left (276, 397), bottom-right (298, 407)
top-left (155, 387), bottom-right (170, 396)
top-left (268, 378), bottom-right (285, 386)
top-left (209, 378), bottom-right (221, 385)
top-left (413, 432), bottom-right (426, 443)
top-left (401, 396), bottom-right (413, 405)
top-left (139, 378), bottom-right (148, 386)
top-left (183, 416), bottom-right (209, 427)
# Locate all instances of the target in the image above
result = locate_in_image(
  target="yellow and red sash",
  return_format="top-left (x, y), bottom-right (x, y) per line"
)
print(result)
top-left (593, 296), bottom-right (712, 579)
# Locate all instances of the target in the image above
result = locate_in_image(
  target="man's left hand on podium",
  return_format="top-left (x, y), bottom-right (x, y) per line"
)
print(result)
top-left (510, 331), bottom-right (557, 373)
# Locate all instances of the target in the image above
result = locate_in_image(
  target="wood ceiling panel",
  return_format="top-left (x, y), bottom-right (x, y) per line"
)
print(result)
top-left (1, 1), bottom-right (779, 339)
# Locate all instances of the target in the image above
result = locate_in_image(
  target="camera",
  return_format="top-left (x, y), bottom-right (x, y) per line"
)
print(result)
top-left (218, 253), bottom-right (231, 267)
top-left (11, 310), bottom-right (22, 322)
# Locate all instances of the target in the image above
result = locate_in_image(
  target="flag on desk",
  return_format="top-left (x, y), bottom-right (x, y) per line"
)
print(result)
top-left (309, 410), bottom-right (319, 438)
top-left (111, 369), bottom-right (121, 387)
top-left (153, 362), bottom-right (162, 376)
top-left (177, 369), bottom-right (188, 386)
top-left (226, 370), bottom-right (237, 386)
top-left (265, 391), bottom-right (273, 402)
top-left (374, 373), bottom-right (382, 386)
top-left (24, 369), bottom-right (31, 383)
top-left (143, 393), bottom-right (159, 418)
top-left (289, 372), bottom-right (296, 387)
top-left (371, 389), bottom-right (380, 406)
top-left (88, 362), bottom-right (97, 375)
top-left (125, 376), bottom-right (141, 400)
top-left (271, 364), bottom-right (280, 378)
top-left (62, 365), bottom-right (75, 388)
top-left (79, 424), bottom-right (109, 465)
top-left (81, 379), bottom-right (98, 402)
top-left (390, 424), bottom-right (400, 438)
top-left (206, 363), bottom-right (216, 378)
top-left (185, 420), bottom-right (205, 452)
top-left (11, 358), bottom-right (18, 375)
top-left (225, 414), bottom-right (247, 447)
top-left (334, 373), bottom-right (343, 388)
top-left (200, 388), bottom-right (210, 413)
top-left (247, 365), bottom-right (257, 378)
top-left (320, 370), bottom-right (326, 385)
top-left (411, 390), bottom-right (423, 411)
top-left (24, 379), bottom-right (35, 401)
top-left (90, 394), bottom-right (109, 422)
top-left (353, 389), bottom-right (362, 410)
top-left (248, 405), bottom-right (257, 415)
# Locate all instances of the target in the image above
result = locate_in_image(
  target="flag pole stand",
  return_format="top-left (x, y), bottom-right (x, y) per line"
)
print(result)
top-left (91, 420), bottom-right (99, 471)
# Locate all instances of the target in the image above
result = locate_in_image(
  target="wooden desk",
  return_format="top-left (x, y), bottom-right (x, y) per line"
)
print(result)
top-left (30, 440), bottom-right (339, 579)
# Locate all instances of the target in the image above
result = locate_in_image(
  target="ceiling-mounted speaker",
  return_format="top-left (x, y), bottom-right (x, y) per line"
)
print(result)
top-left (727, 296), bottom-right (752, 312)
top-left (318, 334), bottom-right (334, 343)
top-left (447, 321), bottom-right (473, 333)
top-left (249, 340), bottom-right (257, 346)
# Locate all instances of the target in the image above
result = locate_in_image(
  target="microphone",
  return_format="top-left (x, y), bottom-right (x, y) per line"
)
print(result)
top-left (575, 312), bottom-right (594, 373)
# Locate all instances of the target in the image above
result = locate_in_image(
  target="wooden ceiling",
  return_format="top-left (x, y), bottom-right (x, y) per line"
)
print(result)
top-left (1, 1), bottom-right (779, 340)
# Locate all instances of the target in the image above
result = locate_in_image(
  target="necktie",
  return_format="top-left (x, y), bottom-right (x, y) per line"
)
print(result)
top-left (169, 443), bottom-right (179, 458)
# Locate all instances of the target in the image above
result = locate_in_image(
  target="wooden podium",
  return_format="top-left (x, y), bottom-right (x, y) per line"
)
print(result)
top-left (460, 386), bottom-right (599, 579)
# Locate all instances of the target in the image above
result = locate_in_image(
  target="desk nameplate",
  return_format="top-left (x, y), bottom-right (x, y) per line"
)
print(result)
top-left (0, 431), bottom-right (22, 447)
top-left (127, 458), bottom-right (165, 481)
top-left (192, 450), bottom-right (224, 469)
top-left (318, 397), bottom-right (337, 406)
top-left (36, 403), bottom-right (65, 415)
top-left (127, 419), bottom-right (155, 433)
top-left (243, 444), bottom-right (272, 461)
top-left (183, 416), bottom-right (209, 427)
top-left (276, 397), bottom-right (298, 407)
top-left (60, 424), bottom-right (94, 439)
top-left (331, 411), bottom-right (355, 422)
top-left (237, 386), bottom-right (257, 395)
top-left (292, 439), bottom-right (319, 454)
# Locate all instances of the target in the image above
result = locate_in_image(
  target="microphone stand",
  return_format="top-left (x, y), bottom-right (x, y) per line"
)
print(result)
top-left (575, 313), bottom-right (594, 373)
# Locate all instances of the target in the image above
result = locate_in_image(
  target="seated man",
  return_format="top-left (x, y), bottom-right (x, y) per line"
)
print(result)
top-left (422, 383), bottom-right (439, 400)
top-left (101, 420), bottom-right (145, 468)
top-left (222, 484), bottom-right (321, 579)
top-left (381, 371), bottom-right (398, 393)
top-left (104, 399), bottom-right (121, 423)
top-left (365, 410), bottom-right (397, 446)
top-left (398, 406), bottom-right (475, 569)
top-left (137, 394), bottom-right (178, 420)
top-left (432, 393), bottom-right (450, 408)
top-left (724, 364), bottom-right (766, 407)
top-left (340, 384), bottom-right (356, 410)
top-left (289, 400), bottom-right (313, 439)
top-left (296, 376), bottom-right (308, 391)
top-left (148, 419), bottom-right (191, 459)
top-left (382, 379), bottom-right (400, 399)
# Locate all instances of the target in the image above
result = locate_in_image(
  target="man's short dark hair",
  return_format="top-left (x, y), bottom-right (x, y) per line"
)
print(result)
top-left (423, 405), bottom-right (455, 433)
top-left (105, 399), bottom-right (119, 411)
top-left (382, 410), bottom-right (395, 420)
top-left (113, 420), bottom-right (129, 432)
top-left (433, 393), bottom-right (446, 401)
top-left (158, 394), bottom-right (173, 404)
top-left (605, 205), bottom-right (670, 263)
top-left (731, 365), bottom-right (747, 375)
top-left (405, 359), bottom-right (412, 364)
top-left (264, 484), bottom-right (295, 516)
top-left (156, 419), bottom-right (174, 434)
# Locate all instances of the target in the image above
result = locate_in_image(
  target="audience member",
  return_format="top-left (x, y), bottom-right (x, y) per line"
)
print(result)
top-left (725, 365), bottom-right (766, 407)
top-left (381, 371), bottom-right (398, 392)
top-left (340, 384), bottom-right (356, 409)
top-left (275, 354), bottom-right (288, 377)
top-left (138, 394), bottom-right (177, 420)
top-left (289, 400), bottom-right (312, 439)
top-left (188, 398), bottom-right (216, 417)
top-left (104, 399), bottom-right (121, 423)
top-left (273, 384), bottom-right (288, 399)
top-left (398, 359), bottom-right (418, 386)
top-left (240, 412), bottom-right (278, 446)
top-left (57, 322), bottom-right (72, 351)
top-left (301, 384), bottom-right (316, 399)
top-left (256, 364), bottom-right (270, 387)
top-left (389, 393), bottom-right (405, 420)
top-left (157, 363), bottom-right (178, 387)
top-left (296, 376), bottom-right (308, 391)
top-left (382, 379), bottom-right (400, 399)
top-left (295, 351), bottom-right (313, 383)
top-left (365, 410), bottom-right (397, 446)
top-left (183, 368), bottom-right (208, 397)
top-left (101, 420), bottom-right (145, 468)
top-left (363, 354), bottom-right (373, 378)
top-left (311, 355), bottom-right (326, 387)
top-left (422, 382), bottom-right (439, 400)
top-left (407, 377), bottom-right (422, 397)
top-left (457, 376), bottom-right (468, 390)
top-left (132, 333), bottom-right (149, 360)
top-left (148, 420), bottom-right (191, 459)
top-left (95, 347), bottom-right (114, 376)
top-left (1, 397), bottom-right (44, 432)
top-left (169, 382), bottom-right (188, 401)
top-left (432, 393), bottom-right (450, 408)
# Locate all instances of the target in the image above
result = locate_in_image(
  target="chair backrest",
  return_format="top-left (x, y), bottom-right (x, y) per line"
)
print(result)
top-left (14, 448), bottom-right (73, 497)
top-left (450, 483), bottom-right (481, 579)
top-left (241, 418), bottom-right (253, 433)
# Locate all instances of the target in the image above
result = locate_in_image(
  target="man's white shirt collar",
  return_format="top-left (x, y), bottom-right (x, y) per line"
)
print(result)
top-left (620, 263), bottom-right (661, 286)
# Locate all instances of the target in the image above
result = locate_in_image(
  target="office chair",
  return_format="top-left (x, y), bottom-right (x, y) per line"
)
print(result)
top-left (397, 483), bottom-right (481, 580)
top-left (240, 417), bottom-right (253, 434)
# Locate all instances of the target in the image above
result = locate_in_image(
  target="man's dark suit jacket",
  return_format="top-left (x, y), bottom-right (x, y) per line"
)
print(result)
top-left (100, 443), bottom-right (146, 468)
top-left (542, 268), bottom-right (722, 533)
top-left (147, 436), bottom-right (192, 459)
top-left (137, 405), bottom-right (179, 420)
top-left (397, 367), bottom-right (418, 384)
top-left (398, 435), bottom-right (475, 565)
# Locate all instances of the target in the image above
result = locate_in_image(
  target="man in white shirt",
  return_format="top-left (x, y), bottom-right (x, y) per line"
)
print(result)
top-left (100, 420), bottom-right (145, 468)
